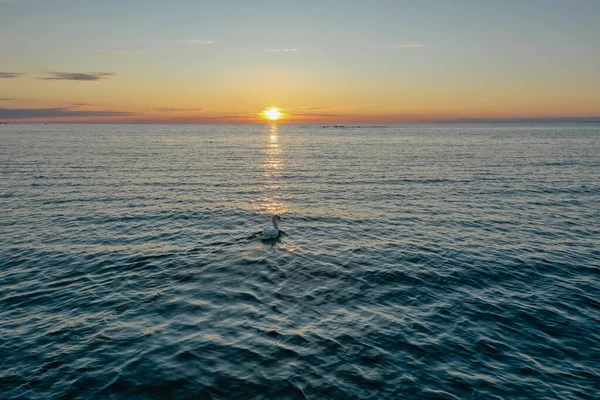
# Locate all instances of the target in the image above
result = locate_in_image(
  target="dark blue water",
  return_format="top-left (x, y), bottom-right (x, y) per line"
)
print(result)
top-left (1, 123), bottom-right (599, 399)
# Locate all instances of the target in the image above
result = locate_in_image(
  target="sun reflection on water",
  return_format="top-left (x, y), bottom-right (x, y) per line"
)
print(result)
top-left (254, 124), bottom-right (289, 216)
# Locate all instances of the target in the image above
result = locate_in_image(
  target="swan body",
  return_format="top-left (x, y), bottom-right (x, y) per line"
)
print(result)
top-left (262, 215), bottom-right (282, 239)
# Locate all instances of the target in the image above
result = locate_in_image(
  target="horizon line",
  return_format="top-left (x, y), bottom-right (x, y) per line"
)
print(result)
top-left (2, 119), bottom-right (600, 125)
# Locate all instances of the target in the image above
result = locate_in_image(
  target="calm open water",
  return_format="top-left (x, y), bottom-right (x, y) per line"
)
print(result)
top-left (1, 123), bottom-right (599, 399)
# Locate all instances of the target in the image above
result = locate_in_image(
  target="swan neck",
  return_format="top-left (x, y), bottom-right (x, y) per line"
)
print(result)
top-left (272, 216), bottom-right (279, 230)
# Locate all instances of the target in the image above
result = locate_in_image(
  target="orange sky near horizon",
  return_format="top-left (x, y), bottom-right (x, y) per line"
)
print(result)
top-left (3, 70), bottom-right (599, 124)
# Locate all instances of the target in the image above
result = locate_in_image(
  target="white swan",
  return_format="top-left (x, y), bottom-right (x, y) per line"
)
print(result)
top-left (262, 215), bottom-right (282, 239)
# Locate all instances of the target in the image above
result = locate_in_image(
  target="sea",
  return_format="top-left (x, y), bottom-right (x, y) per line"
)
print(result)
top-left (1, 123), bottom-right (599, 399)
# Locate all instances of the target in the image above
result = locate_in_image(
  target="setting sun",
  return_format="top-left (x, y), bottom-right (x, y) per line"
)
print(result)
top-left (264, 108), bottom-right (281, 121)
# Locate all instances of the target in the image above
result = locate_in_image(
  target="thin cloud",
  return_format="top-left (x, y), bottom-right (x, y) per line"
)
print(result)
top-left (39, 72), bottom-right (116, 81)
top-left (88, 50), bottom-right (147, 55)
top-left (396, 44), bottom-right (426, 48)
top-left (0, 72), bottom-right (25, 78)
top-left (151, 107), bottom-right (203, 112)
top-left (0, 97), bottom-right (14, 101)
top-left (266, 48), bottom-right (298, 52)
top-left (442, 116), bottom-right (600, 123)
top-left (284, 106), bottom-right (327, 111)
top-left (0, 107), bottom-right (136, 119)
top-left (175, 39), bottom-right (216, 44)
top-left (179, 115), bottom-right (247, 120)
top-left (136, 114), bottom-right (253, 123)
top-left (293, 113), bottom-right (338, 117)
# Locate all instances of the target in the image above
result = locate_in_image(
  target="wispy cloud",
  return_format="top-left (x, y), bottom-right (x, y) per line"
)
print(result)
top-left (69, 101), bottom-right (95, 107)
top-left (39, 72), bottom-right (116, 81)
top-left (0, 107), bottom-right (136, 119)
top-left (0, 72), bottom-right (25, 79)
top-left (292, 113), bottom-right (338, 117)
top-left (0, 97), bottom-right (14, 101)
top-left (441, 116), bottom-right (600, 123)
top-left (396, 44), bottom-right (426, 48)
top-left (88, 50), bottom-right (147, 56)
top-left (186, 115), bottom-right (248, 120)
top-left (175, 39), bottom-right (216, 44)
top-left (151, 107), bottom-right (203, 112)
top-left (266, 48), bottom-right (298, 52)
top-left (284, 106), bottom-right (327, 111)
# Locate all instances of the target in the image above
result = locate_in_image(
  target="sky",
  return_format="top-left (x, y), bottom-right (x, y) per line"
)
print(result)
top-left (1, 0), bottom-right (599, 123)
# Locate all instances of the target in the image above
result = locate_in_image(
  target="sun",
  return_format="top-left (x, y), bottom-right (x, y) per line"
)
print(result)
top-left (264, 108), bottom-right (281, 121)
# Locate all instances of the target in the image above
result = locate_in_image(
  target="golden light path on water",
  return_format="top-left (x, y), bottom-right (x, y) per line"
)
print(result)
top-left (252, 124), bottom-right (296, 252)
top-left (255, 124), bottom-right (289, 217)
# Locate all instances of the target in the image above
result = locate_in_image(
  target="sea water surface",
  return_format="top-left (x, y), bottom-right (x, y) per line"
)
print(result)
top-left (1, 123), bottom-right (599, 399)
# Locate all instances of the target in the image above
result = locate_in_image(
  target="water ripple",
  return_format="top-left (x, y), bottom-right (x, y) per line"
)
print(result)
top-left (1, 123), bottom-right (599, 399)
